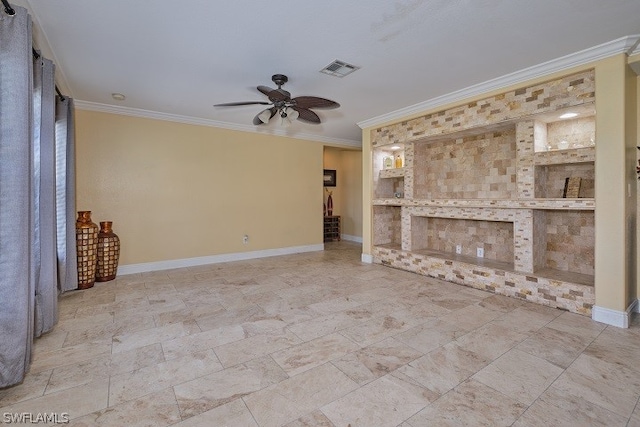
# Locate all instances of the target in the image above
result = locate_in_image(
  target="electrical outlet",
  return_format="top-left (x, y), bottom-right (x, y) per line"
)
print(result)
top-left (243, 235), bottom-right (249, 244)
top-left (476, 247), bottom-right (484, 258)
top-left (455, 245), bottom-right (462, 254)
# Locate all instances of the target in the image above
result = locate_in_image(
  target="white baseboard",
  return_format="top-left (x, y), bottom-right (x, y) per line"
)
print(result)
top-left (341, 234), bottom-right (363, 243)
top-left (361, 253), bottom-right (373, 264)
top-left (118, 244), bottom-right (324, 275)
top-left (591, 302), bottom-right (637, 328)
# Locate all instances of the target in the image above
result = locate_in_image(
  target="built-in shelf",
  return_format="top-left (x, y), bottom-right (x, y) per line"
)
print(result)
top-left (534, 146), bottom-right (595, 166)
top-left (379, 168), bottom-right (406, 179)
top-left (370, 75), bottom-right (597, 316)
top-left (411, 248), bottom-right (514, 271)
top-left (373, 198), bottom-right (595, 210)
top-left (534, 267), bottom-right (594, 287)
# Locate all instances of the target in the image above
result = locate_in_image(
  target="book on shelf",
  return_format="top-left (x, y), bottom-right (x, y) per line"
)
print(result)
top-left (563, 177), bottom-right (581, 198)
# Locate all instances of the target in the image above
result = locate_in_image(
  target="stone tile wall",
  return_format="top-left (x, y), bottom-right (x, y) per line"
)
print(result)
top-left (418, 217), bottom-right (514, 262)
top-left (544, 210), bottom-right (595, 276)
top-left (372, 70), bottom-right (595, 147)
top-left (370, 69), bottom-right (597, 316)
top-left (373, 206), bottom-right (401, 247)
top-left (533, 211), bottom-right (548, 270)
top-left (516, 121), bottom-right (535, 199)
top-left (413, 130), bottom-right (517, 199)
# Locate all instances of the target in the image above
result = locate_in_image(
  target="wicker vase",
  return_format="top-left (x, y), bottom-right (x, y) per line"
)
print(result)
top-left (75, 211), bottom-right (99, 289)
top-left (96, 221), bottom-right (120, 282)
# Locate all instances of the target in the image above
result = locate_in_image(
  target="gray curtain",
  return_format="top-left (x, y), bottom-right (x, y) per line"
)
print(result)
top-left (33, 54), bottom-right (58, 337)
top-left (0, 5), bottom-right (35, 388)
top-left (0, 5), bottom-right (73, 388)
top-left (55, 97), bottom-right (78, 293)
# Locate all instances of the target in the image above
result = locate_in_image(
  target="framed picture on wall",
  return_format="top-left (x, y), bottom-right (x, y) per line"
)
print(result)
top-left (323, 169), bottom-right (336, 187)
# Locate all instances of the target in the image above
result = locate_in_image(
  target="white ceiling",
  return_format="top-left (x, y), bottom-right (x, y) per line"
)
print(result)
top-left (13, 0), bottom-right (640, 146)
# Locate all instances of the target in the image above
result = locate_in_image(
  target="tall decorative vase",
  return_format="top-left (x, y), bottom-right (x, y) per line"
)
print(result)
top-left (75, 211), bottom-right (99, 289)
top-left (96, 221), bottom-right (120, 282)
top-left (327, 194), bottom-right (333, 216)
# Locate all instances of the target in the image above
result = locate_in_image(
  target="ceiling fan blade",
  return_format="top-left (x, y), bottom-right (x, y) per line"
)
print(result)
top-left (257, 85), bottom-right (276, 97)
top-left (215, 101), bottom-right (271, 106)
top-left (258, 86), bottom-right (291, 102)
top-left (292, 96), bottom-right (340, 109)
top-left (266, 89), bottom-right (289, 102)
top-left (293, 107), bottom-right (321, 124)
top-left (253, 107), bottom-right (277, 125)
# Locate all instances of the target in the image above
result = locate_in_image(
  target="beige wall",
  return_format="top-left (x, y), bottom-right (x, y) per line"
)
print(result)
top-left (594, 54), bottom-right (637, 312)
top-left (76, 110), bottom-right (324, 265)
top-left (637, 71), bottom-right (640, 302)
top-left (323, 147), bottom-right (363, 239)
top-left (625, 63), bottom-right (638, 307)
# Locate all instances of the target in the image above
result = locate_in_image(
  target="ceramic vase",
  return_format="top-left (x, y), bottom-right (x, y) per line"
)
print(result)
top-left (96, 221), bottom-right (120, 282)
top-left (75, 211), bottom-right (99, 289)
top-left (327, 194), bottom-right (333, 216)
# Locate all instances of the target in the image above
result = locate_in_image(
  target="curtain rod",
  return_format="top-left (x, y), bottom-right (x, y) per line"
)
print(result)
top-left (2, 0), bottom-right (15, 15)
top-left (32, 48), bottom-right (66, 100)
top-left (3, 3), bottom-right (67, 100)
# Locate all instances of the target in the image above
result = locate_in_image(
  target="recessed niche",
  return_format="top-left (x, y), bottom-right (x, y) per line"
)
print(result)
top-left (535, 163), bottom-right (594, 198)
top-left (375, 176), bottom-right (404, 199)
top-left (413, 129), bottom-right (517, 199)
top-left (534, 210), bottom-right (594, 282)
top-left (533, 107), bottom-right (595, 153)
top-left (373, 144), bottom-right (406, 199)
top-left (373, 206), bottom-right (401, 247)
top-left (410, 216), bottom-right (513, 263)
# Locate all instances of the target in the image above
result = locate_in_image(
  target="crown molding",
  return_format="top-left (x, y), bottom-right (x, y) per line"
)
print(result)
top-left (358, 35), bottom-right (640, 130)
top-left (628, 35), bottom-right (640, 56)
top-left (74, 100), bottom-right (361, 148)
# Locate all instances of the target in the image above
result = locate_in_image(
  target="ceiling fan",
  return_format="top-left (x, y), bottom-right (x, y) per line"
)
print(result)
top-left (214, 74), bottom-right (340, 125)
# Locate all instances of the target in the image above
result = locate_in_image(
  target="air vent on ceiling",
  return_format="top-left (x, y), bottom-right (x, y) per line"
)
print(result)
top-left (320, 60), bottom-right (360, 77)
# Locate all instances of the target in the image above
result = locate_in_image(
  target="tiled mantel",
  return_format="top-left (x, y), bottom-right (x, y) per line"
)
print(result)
top-left (371, 69), bottom-right (596, 316)
top-left (373, 198), bottom-right (595, 210)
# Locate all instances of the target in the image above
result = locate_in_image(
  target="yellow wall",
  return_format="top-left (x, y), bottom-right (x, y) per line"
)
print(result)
top-left (323, 148), bottom-right (342, 217)
top-left (594, 54), bottom-right (637, 312)
top-left (625, 63), bottom-right (638, 306)
top-left (362, 131), bottom-right (373, 257)
top-left (76, 110), bottom-right (323, 265)
top-left (633, 54), bottom-right (640, 302)
top-left (323, 147), bottom-right (363, 239)
top-left (341, 150), bottom-right (363, 238)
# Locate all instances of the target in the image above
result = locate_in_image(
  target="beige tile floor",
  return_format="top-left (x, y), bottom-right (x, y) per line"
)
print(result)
top-left (2, 241), bottom-right (640, 426)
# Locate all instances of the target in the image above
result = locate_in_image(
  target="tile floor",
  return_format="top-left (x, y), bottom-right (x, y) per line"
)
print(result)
top-left (1, 241), bottom-right (639, 426)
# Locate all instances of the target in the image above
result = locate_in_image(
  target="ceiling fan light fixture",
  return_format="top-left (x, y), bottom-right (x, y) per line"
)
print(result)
top-left (257, 109), bottom-right (272, 123)
top-left (217, 74), bottom-right (339, 126)
top-left (286, 107), bottom-right (299, 120)
top-left (281, 107), bottom-right (299, 126)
